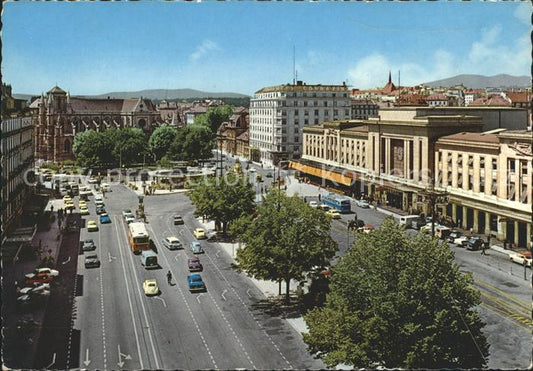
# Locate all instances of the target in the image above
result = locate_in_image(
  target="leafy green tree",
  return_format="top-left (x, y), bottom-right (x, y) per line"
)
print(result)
top-left (231, 191), bottom-right (337, 303)
top-left (303, 217), bottom-right (489, 369)
top-left (189, 172), bottom-right (255, 233)
top-left (195, 105), bottom-right (233, 134)
top-left (169, 125), bottom-right (213, 161)
top-left (108, 128), bottom-right (148, 167)
top-left (149, 125), bottom-right (179, 160)
top-left (73, 130), bottom-right (114, 167)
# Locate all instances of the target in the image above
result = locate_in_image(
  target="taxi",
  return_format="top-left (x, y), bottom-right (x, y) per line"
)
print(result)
top-left (87, 220), bottom-right (99, 232)
top-left (193, 228), bottom-right (206, 240)
top-left (325, 209), bottom-right (341, 219)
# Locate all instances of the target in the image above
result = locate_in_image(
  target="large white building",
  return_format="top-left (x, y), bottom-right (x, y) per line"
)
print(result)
top-left (249, 81), bottom-right (351, 165)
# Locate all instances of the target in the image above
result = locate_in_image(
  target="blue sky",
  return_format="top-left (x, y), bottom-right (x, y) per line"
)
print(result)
top-left (2, 1), bottom-right (531, 96)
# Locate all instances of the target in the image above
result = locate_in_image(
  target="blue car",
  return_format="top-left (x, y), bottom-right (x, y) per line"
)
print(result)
top-left (187, 274), bottom-right (206, 292)
top-left (99, 213), bottom-right (111, 224)
top-left (189, 241), bottom-right (204, 254)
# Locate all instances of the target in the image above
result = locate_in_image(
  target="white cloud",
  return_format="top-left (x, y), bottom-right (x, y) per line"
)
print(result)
top-left (189, 39), bottom-right (220, 62)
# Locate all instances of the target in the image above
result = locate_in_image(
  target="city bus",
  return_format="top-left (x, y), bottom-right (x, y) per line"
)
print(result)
top-left (321, 193), bottom-right (351, 213)
top-left (128, 222), bottom-right (150, 254)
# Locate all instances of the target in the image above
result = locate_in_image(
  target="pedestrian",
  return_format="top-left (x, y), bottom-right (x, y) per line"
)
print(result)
top-left (304, 196), bottom-right (307, 203)
top-left (481, 243), bottom-right (486, 255)
top-left (318, 194), bottom-right (321, 201)
top-left (50, 205), bottom-right (54, 213)
top-left (167, 270), bottom-right (172, 285)
top-left (469, 227), bottom-right (473, 236)
top-left (354, 212), bottom-right (358, 221)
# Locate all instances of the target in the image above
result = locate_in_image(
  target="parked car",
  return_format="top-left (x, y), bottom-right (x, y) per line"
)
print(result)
top-left (464, 237), bottom-right (485, 251)
top-left (309, 201), bottom-right (318, 208)
top-left (122, 209), bottom-right (133, 217)
top-left (88, 177), bottom-right (98, 184)
top-left (187, 256), bottom-right (203, 272)
top-left (87, 220), bottom-right (99, 231)
top-left (63, 195), bottom-right (72, 203)
top-left (173, 215), bottom-right (184, 225)
top-left (447, 231), bottom-right (463, 244)
top-left (143, 279), bottom-right (159, 296)
top-left (193, 228), bottom-right (206, 239)
top-left (454, 235), bottom-right (470, 247)
top-left (84, 253), bottom-right (101, 268)
top-left (99, 213), bottom-right (111, 224)
top-left (96, 206), bottom-right (106, 215)
top-left (325, 209), bottom-right (341, 219)
top-left (317, 204), bottom-right (331, 211)
top-left (187, 274), bottom-right (206, 292)
top-left (83, 239), bottom-right (96, 251)
top-left (25, 268), bottom-right (59, 279)
top-left (190, 241), bottom-right (204, 254)
top-left (162, 236), bottom-right (182, 250)
top-left (509, 251), bottom-right (532, 267)
top-left (80, 206), bottom-right (90, 215)
top-left (355, 199), bottom-right (370, 208)
top-left (125, 214), bottom-right (135, 224)
top-left (357, 224), bottom-right (375, 233)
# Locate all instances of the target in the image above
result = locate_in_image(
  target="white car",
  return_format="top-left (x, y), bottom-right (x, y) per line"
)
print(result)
top-left (309, 201), bottom-right (318, 208)
top-left (249, 168), bottom-right (256, 173)
top-left (25, 268), bottom-right (59, 279)
top-left (509, 252), bottom-right (532, 267)
top-left (162, 236), bottom-right (182, 250)
top-left (125, 215), bottom-right (135, 224)
top-left (355, 199), bottom-right (370, 208)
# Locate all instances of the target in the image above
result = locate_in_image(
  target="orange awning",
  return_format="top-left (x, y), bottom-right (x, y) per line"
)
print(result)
top-left (289, 161), bottom-right (353, 186)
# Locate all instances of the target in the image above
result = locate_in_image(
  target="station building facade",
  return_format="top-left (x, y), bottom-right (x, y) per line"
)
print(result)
top-left (292, 107), bottom-right (532, 248)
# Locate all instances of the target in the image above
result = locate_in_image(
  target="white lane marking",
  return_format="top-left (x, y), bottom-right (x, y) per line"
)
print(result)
top-left (83, 348), bottom-right (91, 367)
top-left (120, 219), bottom-right (161, 369)
top-left (196, 292), bottom-right (204, 304)
top-left (99, 224), bottom-right (108, 370)
top-left (46, 353), bottom-right (56, 369)
top-left (117, 344), bottom-right (132, 368)
top-left (108, 252), bottom-right (116, 263)
top-left (205, 247), bottom-right (293, 369)
top-left (221, 289), bottom-right (228, 301)
top-left (216, 250), bottom-right (221, 258)
top-left (62, 256), bottom-right (71, 265)
top-left (155, 297), bottom-right (167, 307)
top-left (146, 223), bottom-right (218, 370)
top-left (207, 291), bottom-right (256, 369)
top-left (113, 216), bottom-right (144, 369)
top-left (246, 289), bottom-right (252, 298)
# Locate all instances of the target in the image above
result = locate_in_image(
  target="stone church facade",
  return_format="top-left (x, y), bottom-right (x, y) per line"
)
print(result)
top-left (32, 86), bottom-right (163, 163)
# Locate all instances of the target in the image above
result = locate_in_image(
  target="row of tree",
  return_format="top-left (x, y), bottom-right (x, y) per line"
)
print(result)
top-left (72, 106), bottom-right (232, 167)
top-left (189, 176), bottom-right (489, 369)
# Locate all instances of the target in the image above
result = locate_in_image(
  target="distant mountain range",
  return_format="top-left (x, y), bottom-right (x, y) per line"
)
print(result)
top-left (422, 74), bottom-right (530, 89)
top-left (13, 88), bottom-right (249, 101)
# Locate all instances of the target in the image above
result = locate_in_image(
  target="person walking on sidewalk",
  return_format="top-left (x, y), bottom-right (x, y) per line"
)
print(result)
top-left (481, 242), bottom-right (487, 255)
top-left (167, 270), bottom-right (172, 285)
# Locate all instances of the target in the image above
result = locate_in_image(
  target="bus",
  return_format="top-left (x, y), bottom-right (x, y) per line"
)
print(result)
top-left (322, 193), bottom-right (351, 213)
top-left (129, 222), bottom-right (150, 253)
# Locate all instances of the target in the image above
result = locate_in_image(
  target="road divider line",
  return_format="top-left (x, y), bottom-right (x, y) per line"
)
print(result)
top-left (114, 216), bottom-right (144, 369)
top-left (221, 289), bottom-right (227, 301)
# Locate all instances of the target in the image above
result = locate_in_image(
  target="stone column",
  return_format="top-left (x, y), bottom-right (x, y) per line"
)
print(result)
top-left (462, 206), bottom-right (468, 229)
top-left (452, 203), bottom-right (457, 224)
top-left (514, 159), bottom-right (520, 201)
top-left (498, 218), bottom-right (507, 242)
top-left (462, 152), bottom-right (469, 190)
top-left (484, 212), bottom-right (491, 236)
top-left (451, 152), bottom-right (458, 188)
top-left (413, 140), bottom-right (420, 182)
top-left (514, 220), bottom-right (519, 246)
top-left (473, 154), bottom-right (480, 193)
top-left (404, 139), bottom-right (410, 180)
top-left (527, 222), bottom-right (531, 249)
top-left (441, 150), bottom-right (448, 187)
top-left (473, 209), bottom-right (479, 233)
top-left (385, 138), bottom-right (391, 174)
top-left (484, 155), bottom-right (492, 196)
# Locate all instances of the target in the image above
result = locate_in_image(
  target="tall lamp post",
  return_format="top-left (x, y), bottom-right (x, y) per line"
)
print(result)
top-left (419, 180), bottom-right (449, 237)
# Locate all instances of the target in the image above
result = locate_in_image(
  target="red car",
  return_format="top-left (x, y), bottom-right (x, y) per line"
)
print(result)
top-left (25, 273), bottom-right (53, 286)
top-left (187, 256), bottom-right (203, 272)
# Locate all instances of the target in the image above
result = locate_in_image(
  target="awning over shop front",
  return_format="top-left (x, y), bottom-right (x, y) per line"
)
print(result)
top-left (289, 161), bottom-right (353, 186)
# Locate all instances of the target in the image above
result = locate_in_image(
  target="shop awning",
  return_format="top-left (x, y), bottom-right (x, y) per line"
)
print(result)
top-left (289, 161), bottom-right (353, 186)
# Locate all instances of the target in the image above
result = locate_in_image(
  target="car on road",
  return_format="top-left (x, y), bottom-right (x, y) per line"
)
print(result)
top-left (96, 206), bottom-right (106, 215)
top-left (464, 237), bottom-right (485, 251)
top-left (249, 168), bottom-right (256, 173)
top-left (325, 209), bottom-right (341, 219)
top-left (317, 204), bottom-right (331, 211)
top-left (447, 231), bottom-right (463, 244)
top-left (357, 224), bottom-right (375, 233)
top-left (88, 176), bottom-right (98, 184)
top-left (19, 283), bottom-right (51, 297)
top-left (79, 200), bottom-right (87, 207)
top-left (63, 195), bottom-right (72, 203)
top-left (100, 213), bottom-right (111, 224)
top-left (190, 241), bottom-right (204, 254)
top-left (82, 239), bottom-right (96, 251)
top-left (509, 251), bottom-right (532, 267)
top-left (80, 205), bottom-right (90, 215)
top-left (125, 214), bottom-right (135, 224)
top-left (187, 256), bottom-right (203, 272)
top-left (25, 273), bottom-right (54, 286)
top-left (87, 220), bottom-right (99, 231)
top-left (193, 228), bottom-right (207, 239)
top-left (25, 268), bottom-right (59, 279)
top-left (309, 201), bottom-right (318, 208)
top-left (187, 274), bottom-right (206, 292)
top-left (162, 236), bottom-right (182, 250)
top-left (84, 253), bottom-right (101, 268)
top-left (122, 209), bottom-right (132, 217)
top-left (173, 215), bottom-right (184, 225)
top-left (143, 279), bottom-right (159, 296)
top-left (65, 201), bottom-right (75, 210)
top-left (355, 199), bottom-right (370, 208)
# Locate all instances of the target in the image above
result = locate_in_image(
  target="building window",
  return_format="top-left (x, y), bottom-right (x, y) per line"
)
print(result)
top-left (64, 139), bottom-right (71, 153)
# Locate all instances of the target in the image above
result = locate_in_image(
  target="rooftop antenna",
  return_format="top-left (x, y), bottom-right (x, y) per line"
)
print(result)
top-left (293, 45), bottom-right (296, 85)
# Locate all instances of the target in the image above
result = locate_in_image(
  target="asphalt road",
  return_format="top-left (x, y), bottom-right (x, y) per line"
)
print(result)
top-left (73, 181), bottom-right (324, 370)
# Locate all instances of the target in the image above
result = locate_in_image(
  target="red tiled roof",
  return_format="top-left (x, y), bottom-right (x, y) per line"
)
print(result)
top-left (470, 95), bottom-right (511, 107)
top-left (427, 93), bottom-right (448, 101)
top-left (505, 91), bottom-right (531, 104)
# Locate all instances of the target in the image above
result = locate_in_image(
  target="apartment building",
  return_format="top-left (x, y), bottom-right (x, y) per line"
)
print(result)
top-left (1, 116), bottom-right (34, 240)
top-left (249, 81), bottom-right (351, 166)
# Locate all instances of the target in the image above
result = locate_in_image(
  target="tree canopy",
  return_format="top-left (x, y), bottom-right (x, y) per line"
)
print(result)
top-left (303, 217), bottom-right (489, 369)
top-left (168, 125), bottom-right (213, 161)
top-left (149, 125), bottom-right (178, 160)
top-left (189, 172), bottom-right (256, 234)
top-left (231, 191), bottom-right (337, 303)
top-left (194, 105), bottom-right (233, 134)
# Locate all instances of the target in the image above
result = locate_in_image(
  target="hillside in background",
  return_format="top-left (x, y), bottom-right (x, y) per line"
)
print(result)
top-left (423, 74), bottom-right (530, 89)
